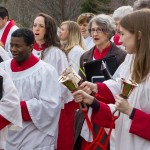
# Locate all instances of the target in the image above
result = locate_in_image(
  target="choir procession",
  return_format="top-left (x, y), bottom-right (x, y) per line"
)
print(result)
top-left (0, 0), bottom-right (150, 149)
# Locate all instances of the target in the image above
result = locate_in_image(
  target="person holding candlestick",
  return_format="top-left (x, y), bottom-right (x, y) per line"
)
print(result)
top-left (72, 9), bottom-right (150, 150)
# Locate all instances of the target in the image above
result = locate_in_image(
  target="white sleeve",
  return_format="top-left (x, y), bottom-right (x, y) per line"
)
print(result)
top-left (26, 65), bottom-right (61, 136)
top-left (0, 68), bottom-right (22, 149)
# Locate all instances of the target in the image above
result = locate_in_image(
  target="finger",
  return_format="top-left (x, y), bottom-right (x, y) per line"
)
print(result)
top-left (79, 81), bottom-right (88, 88)
top-left (72, 90), bottom-right (82, 96)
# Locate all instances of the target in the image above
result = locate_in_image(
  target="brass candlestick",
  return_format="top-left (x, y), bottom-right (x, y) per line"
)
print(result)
top-left (59, 65), bottom-right (87, 109)
top-left (113, 78), bottom-right (138, 116)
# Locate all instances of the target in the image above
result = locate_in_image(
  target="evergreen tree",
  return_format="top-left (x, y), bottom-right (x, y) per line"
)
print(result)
top-left (81, 0), bottom-right (113, 14)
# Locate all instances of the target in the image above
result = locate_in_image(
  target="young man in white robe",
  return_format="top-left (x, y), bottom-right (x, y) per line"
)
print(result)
top-left (0, 68), bottom-right (22, 150)
top-left (0, 28), bottom-right (61, 150)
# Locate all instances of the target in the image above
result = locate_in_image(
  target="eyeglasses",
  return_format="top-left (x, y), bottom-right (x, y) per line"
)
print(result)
top-left (88, 28), bottom-right (104, 34)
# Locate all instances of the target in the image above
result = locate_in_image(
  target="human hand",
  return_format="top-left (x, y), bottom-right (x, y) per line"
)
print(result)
top-left (72, 90), bottom-right (95, 105)
top-left (115, 95), bottom-right (133, 116)
top-left (79, 81), bottom-right (98, 94)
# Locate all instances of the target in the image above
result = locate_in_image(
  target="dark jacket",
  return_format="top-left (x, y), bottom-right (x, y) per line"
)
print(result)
top-left (79, 42), bottom-right (127, 81)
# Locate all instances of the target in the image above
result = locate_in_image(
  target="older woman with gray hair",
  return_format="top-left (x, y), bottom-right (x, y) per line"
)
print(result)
top-left (79, 14), bottom-right (127, 81)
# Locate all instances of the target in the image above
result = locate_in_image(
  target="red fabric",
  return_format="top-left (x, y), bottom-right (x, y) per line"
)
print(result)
top-left (93, 43), bottom-right (110, 60)
top-left (0, 115), bottom-right (10, 130)
top-left (95, 82), bottom-right (115, 104)
top-left (91, 102), bottom-right (113, 128)
top-left (1, 20), bottom-right (15, 46)
top-left (11, 54), bottom-right (39, 72)
top-left (81, 139), bottom-right (91, 150)
top-left (129, 109), bottom-right (150, 140)
top-left (113, 33), bottom-right (122, 46)
top-left (57, 100), bottom-right (79, 150)
top-left (33, 41), bottom-right (45, 51)
top-left (20, 101), bottom-right (31, 121)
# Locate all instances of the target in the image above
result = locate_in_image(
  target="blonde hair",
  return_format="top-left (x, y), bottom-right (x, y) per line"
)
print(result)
top-left (60, 21), bottom-right (86, 53)
top-left (120, 9), bottom-right (150, 83)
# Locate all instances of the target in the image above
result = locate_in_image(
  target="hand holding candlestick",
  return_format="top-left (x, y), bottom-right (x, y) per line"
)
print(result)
top-left (58, 65), bottom-right (87, 109)
top-left (113, 78), bottom-right (138, 116)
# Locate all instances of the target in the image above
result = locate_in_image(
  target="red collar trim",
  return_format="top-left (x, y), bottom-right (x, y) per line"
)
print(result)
top-left (93, 43), bottom-right (111, 60)
top-left (11, 54), bottom-right (39, 72)
top-left (113, 33), bottom-right (122, 46)
top-left (33, 41), bottom-right (46, 51)
top-left (1, 20), bottom-right (15, 46)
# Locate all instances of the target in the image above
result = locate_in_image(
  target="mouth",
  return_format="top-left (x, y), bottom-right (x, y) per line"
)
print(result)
top-left (94, 38), bottom-right (99, 41)
top-left (12, 53), bottom-right (19, 58)
top-left (34, 33), bottom-right (40, 36)
top-left (81, 31), bottom-right (86, 33)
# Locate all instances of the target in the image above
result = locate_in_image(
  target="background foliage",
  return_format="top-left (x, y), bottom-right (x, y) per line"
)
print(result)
top-left (0, 0), bottom-right (136, 28)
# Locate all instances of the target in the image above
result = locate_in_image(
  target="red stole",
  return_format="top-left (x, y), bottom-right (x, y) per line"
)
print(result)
top-left (11, 54), bottom-right (39, 72)
top-left (1, 20), bottom-right (15, 47)
top-left (93, 43), bottom-right (110, 60)
top-left (33, 41), bottom-right (46, 51)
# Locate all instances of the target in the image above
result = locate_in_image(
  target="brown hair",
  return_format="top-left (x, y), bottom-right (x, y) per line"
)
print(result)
top-left (120, 9), bottom-right (150, 83)
top-left (77, 13), bottom-right (95, 25)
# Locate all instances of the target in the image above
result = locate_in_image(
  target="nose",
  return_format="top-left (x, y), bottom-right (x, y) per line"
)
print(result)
top-left (10, 45), bottom-right (16, 52)
top-left (93, 30), bottom-right (98, 35)
top-left (80, 25), bottom-right (84, 29)
top-left (33, 25), bottom-right (39, 31)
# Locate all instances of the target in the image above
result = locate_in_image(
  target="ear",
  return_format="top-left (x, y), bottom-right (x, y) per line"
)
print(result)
top-left (29, 44), bottom-right (34, 52)
top-left (4, 16), bottom-right (8, 21)
top-left (138, 31), bottom-right (142, 40)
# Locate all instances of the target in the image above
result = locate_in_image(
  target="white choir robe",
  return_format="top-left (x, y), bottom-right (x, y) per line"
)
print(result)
top-left (82, 35), bottom-right (95, 51)
top-left (33, 46), bottom-right (73, 106)
top-left (82, 54), bottom-right (150, 150)
top-left (67, 45), bottom-right (85, 73)
top-left (0, 46), bottom-right (10, 61)
top-left (0, 20), bottom-right (18, 57)
top-left (0, 60), bottom-right (61, 150)
top-left (103, 54), bottom-right (150, 150)
top-left (0, 68), bottom-right (22, 149)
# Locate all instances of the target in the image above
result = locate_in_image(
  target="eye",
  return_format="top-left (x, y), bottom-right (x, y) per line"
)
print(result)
top-left (39, 24), bottom-right (45, 28)
top-left (33, 24), bottom-right (37, 27)
top-left (97, 28), bottom-right (103, 32)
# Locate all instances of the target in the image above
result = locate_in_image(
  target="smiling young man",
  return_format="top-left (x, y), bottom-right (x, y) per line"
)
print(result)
top-left (77, 13), bottom-right (95, 51)
top-left (0, 28), bottom-right (61, 150)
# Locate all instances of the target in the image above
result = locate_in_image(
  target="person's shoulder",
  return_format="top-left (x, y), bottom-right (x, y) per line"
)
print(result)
top-left (40, 60), bottom-right (57, 72)
top-left (81, 47), bottom-right (94, 58)
top-left (49, 45), bottom-right (65, 54)
top-left (9, 25), bottom-right (19, 33)
top-left (111, 42), bottom-right (126, 54)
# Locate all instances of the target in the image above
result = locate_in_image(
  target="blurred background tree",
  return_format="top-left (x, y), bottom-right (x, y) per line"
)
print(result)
top-left (0, 0), bottom-right (136, 28)
top-left (81, 0), bottom-right (113, 14)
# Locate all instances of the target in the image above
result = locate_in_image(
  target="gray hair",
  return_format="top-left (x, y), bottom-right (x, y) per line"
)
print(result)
top-left (88, 14), bottom-right (115, 40)
top-left (112, 6), bottom-right (133, 20)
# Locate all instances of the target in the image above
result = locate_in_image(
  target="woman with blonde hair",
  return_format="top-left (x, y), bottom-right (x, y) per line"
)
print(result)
top-left (59, 21), bottom-right (85, 73)
top-left (57, 21), bottom-right (85, 150)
